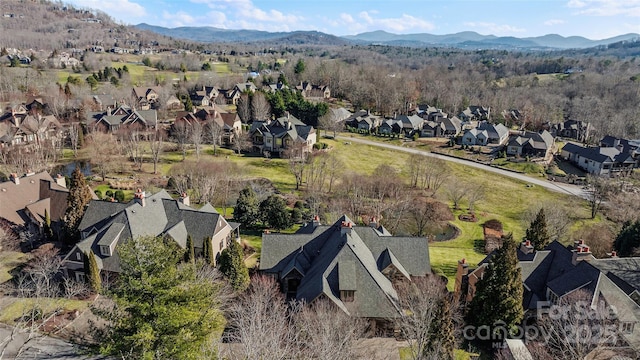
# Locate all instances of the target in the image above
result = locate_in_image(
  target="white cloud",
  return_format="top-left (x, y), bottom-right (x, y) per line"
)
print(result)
top-left (567, 0), bottom-right (640, 17)
top-left (66, 0), bottom-right (146, 23)
top-left (357, 11), bottom-right (435, 33)
top-left (463, 22), bottom-right (526, 35)
top-left (544, 19), bottom-right (566, 26)
top-left (188, 0), bottom-right (303, 29)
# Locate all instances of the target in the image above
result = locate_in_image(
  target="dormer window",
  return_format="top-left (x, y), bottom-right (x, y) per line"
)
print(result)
top-left (100, 245), bottom-right (111, 256)
top-left (340, 290), bottom-right (355, 302)
top-left (75, 252), bottom-right (82, 261)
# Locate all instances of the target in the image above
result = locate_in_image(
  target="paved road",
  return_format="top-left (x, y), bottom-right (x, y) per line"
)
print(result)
top-left (337, 135), bottom-right (590, 199)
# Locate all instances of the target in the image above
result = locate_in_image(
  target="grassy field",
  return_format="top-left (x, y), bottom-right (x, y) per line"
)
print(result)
top-left (0, 297), bottom-right (89, 325)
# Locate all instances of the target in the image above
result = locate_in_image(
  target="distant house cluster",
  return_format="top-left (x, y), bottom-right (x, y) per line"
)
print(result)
top-left (86, 104), bottom-right (157, 133)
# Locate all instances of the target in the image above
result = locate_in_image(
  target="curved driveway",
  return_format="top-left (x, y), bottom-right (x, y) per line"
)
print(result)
top-left (337, 135), bottom-right (589, 199)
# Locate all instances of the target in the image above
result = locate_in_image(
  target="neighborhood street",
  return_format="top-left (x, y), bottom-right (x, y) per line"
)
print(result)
top-left (337, 135), bottom-right (590, 199)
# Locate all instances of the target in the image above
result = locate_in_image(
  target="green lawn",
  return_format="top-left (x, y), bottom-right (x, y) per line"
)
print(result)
top-left (0, 298), bottom-right (89, 325)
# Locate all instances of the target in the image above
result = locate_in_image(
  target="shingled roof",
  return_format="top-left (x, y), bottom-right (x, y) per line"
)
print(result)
top-left (260, 215), bottom-right (431, 318)
top-left (66, 190), bottom-right (236, 273)
top-left (0, 172), bottom-right (68, 226)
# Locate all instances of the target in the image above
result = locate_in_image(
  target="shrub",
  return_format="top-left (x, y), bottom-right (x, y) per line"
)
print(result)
top-left (94, 189), bottom-right (103, 199)
top-left (105, 190), bottom-right (114, 198)
top-left (114, 190), bottom-right (125, 202)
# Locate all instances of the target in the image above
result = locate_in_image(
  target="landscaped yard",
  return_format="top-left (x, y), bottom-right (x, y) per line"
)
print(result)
top-left (0, 251), bottom-right (29, 284)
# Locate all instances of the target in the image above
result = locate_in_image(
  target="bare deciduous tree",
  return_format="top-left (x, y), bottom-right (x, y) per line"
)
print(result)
top-left (251, 91), bottom-right (271, 121)
top-left (222, 275), bottom-right (297, 360)
top-left (149, 129), bottom-right (165, 175)
top-left (172, 122), bottom-right (191, 161)
top-left (190, 121), bottom-right (205, 159)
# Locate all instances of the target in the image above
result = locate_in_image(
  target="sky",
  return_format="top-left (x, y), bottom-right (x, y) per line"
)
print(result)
top-left (64, 0), bottom-right (640, 40)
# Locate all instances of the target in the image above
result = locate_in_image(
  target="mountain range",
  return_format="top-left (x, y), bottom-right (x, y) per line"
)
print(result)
top-left (136, 24), bottom-right (639, 50)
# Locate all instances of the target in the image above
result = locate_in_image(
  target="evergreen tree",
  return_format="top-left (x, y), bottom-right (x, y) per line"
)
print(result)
top-left (614, 220), bottom-right (640, 257)
top-left (525, 208), bottom-right (550, 251)
top-left (94, 236), bottom-right (224, 359)
top-left (466, 235), bottom-right (524, 344)
top-left (234, 186), bottom-right (259, 228)
top-left (184, 234), bottom-right (195, 264)
top-left (203, 236), bottom-right (214, 265)
top-left (77, 126), bottom-right (84, 148)
top-left (87, 251), bottom-right (101, 293)
top-left (63, 167), bottom-right (93, 244)
top-left (430, 296), bottom-right (455, 359)
top-left (259, 195), bottom-right (292, 230)
top-left (218, 240), bottom-right (250, 291)
top-left (43, 209), bottom-right (53, 240)
top-left (294, 59), bottom-right (305, 75)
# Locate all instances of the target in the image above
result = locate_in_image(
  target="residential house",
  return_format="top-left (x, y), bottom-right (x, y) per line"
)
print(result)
top-left (0, 109), bottom-right (62, 148)
top-left (600, 136), bottom-right (640, 166)
top-left (296, 82), bottom-right (331, 99)
top-left (217, 89), bottom-right (241, 105)
top-left (395, 115), bottom-right (424, 136)
top-left (91, 94), bottom-right (117, 112)
top-left (561, 143), bottom-right (636, 176)
top-left (345, 110), bottom-right (384, 132)
top-left (552, 119), bottom-right (591, 142)
top-left (379, 119), bottom-right (403, 136)
top-left (165, 95), bottom-right (183, 110)
top-left (174, 106), bottom-right (240, 145)
top-left (63, 189), bottom-right (240, 282)
top-left (456, 240), bottom-right (640, 352)
top-left (421, 116), bottom-right (462, 138)
top-left (234, 82), bottom-right (257, 94)
top-left (220, 112), bottom-right (242, 145)
top-left (420, 121), bottom-right (444, 138)
top-left (0, 172), bottom-right (68, 234)
top-left (506, 130), bottom-right (555, 159)
top-left (248, 114), bottom-right (316, 157)
top-left (267, 83), bottom-right (289, 93)
top-left (86, 105), bottom-right (157, 133)
top-left (462, 122), bottom-right (509, 146)
top-left (458, 106), bottom-right (491, 122)
top-left (131, 86), bottom-right (162, 110)
top-left (260, 215), bottom-right (431, 329)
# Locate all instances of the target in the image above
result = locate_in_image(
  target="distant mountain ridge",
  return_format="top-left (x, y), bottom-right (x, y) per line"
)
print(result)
top-left (136, 24), bottom-right (640, 49)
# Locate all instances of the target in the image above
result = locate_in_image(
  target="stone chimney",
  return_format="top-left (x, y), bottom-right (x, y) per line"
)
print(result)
top-left (179, 192), bottom-right (190, 206)
top-left (340, 220), bottom-right (353, 235)
top-left (55, 174), bottom-right (66, 188)
top-left (607, 250), bottom-right (618, 258)
top-left (369, 216), bottom-right (378, 228)
top-left (10, 173), bottom-right (19, 185)
top-left (134, 188), bottom-right (145, 207)
top-left (520, 240), bottom-right (534, 255)
top-left (312, 215), bottom-right (321, 227)
top-left (572, 239), bottom-right (592, 265)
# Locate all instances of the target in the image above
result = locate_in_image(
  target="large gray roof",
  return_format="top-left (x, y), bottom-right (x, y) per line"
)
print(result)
top-left (260, 215), bottom-right (430, 318)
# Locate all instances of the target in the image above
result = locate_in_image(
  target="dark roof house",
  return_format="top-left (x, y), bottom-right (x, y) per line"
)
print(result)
top-left (260, 215), bottom-right (431, 322)
top-left (506, 130), bottom-right (555, 159)
top-left (561, 142), bottom-right (636, 176)
top-left (63, 189), bottom-right (240, 282)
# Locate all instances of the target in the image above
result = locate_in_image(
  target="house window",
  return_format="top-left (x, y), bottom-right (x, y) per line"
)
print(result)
top-left (100, 246), bottom-right (110, 256)
top-left (219, 240), bottom-right (223, 251)
top-left (75, 252), bottom-right (82, 261)
top-left (621, 322), bottom-right (635, 334)
top-left (340, 290), bottom-right (355, 302)
top-left (75, 271), bottom-right (86, 283)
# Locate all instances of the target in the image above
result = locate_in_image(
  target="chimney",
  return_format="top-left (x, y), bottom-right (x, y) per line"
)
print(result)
top-left (520, 240), bottom-right (534, 255)
top-left (454, 258), bottom-right (470, 298)
top-left (340, 221), bottom-right (353, 235)
top-left (572, 240), bottom-right (592, 265)
top-left (179, 192), bottom-right (190, 206)
top-left (607, 250), bottom-right (618, 258)
top-left (312, 215), bottom-right (321, 227)
top-left (10, 173), bottom-right (19, 185)
top-left (107, 107), bottom-right (111, 116)
top-left (369, 216), bottom-right (378, 228)
top-left (55, 174), bottom-right (66, 188)
top-left (134, 188), bottom-right (145, 207)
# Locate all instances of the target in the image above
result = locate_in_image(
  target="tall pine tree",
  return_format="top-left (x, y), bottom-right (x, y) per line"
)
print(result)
top-left (219, 240), bottom-right (250, 291)
top-left (526, 208), bottom-right (550, 251)
top-left (43, 209), bottom-right (53, 240)
top-left (63, 167), bottom-right (93, 244)
top-left (203, 236), bottom-right (214, 265)
top-left (86, 251), bottom-right (101, 293)
top-left (466, 234), bottom-right (524, 344)
top-left (184, 234), bottom-right (195, 264)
